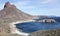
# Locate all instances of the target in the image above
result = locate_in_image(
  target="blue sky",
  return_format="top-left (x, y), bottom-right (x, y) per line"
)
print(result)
top-left (0, 0), bottom-right (60, 16)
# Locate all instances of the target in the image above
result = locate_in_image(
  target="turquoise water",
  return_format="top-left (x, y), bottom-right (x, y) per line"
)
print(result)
top-left (15, 22), bottom-right (60, 33)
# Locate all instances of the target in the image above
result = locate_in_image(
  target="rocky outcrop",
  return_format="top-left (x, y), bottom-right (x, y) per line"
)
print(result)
top-left (43, 19), bottom-right (56, 23)
top-left (36, 19), bottom-right (56, 23)
top-left (4, 2), bottom-right (16, 9)
top-left (4, 2), bottom-right (12, 8)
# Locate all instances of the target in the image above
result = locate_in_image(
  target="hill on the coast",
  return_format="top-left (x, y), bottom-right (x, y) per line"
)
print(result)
top-left (0, 2), bottom-right (33, 34)
top-left (0, 2), bottom-right (33, 22)
top-left (0, 2), bottom-right (32, 22)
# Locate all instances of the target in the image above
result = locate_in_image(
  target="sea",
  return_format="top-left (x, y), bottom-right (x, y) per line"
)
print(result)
top-left (15, 17), bottom-right (60, 33)
top-left (15, 22), bottom-right (60, 33)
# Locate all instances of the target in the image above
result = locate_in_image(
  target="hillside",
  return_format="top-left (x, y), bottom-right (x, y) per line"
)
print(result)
top-left (0, 2), bottom-right (33, 23)
top-left (0, 2), bottom-right (33, 34)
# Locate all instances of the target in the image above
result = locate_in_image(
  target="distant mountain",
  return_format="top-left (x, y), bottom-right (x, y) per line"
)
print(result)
top-left (0, 2), bottom-right (33, 23)
top-left (35, 16), bottom-right (60, 22)
top-left (49, 17), bottom-right (60, 22)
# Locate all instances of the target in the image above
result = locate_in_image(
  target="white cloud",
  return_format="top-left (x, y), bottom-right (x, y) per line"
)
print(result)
top-left (0, 7), bottom-right (2, 10)
top-left (40, 0), bottom-right (56, 4)
top-left (14, 1), bottom-right (28, 7)
top-left (0, 4), bottom-right (4, 10)
top-left (12, 1), bottom-right (35, 10)
top-left (21, 6), bottom-right (35, 9)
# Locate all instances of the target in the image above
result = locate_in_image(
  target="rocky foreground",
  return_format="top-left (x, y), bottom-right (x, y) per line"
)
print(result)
top-left (29, 29), bottom-right (60, 36)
